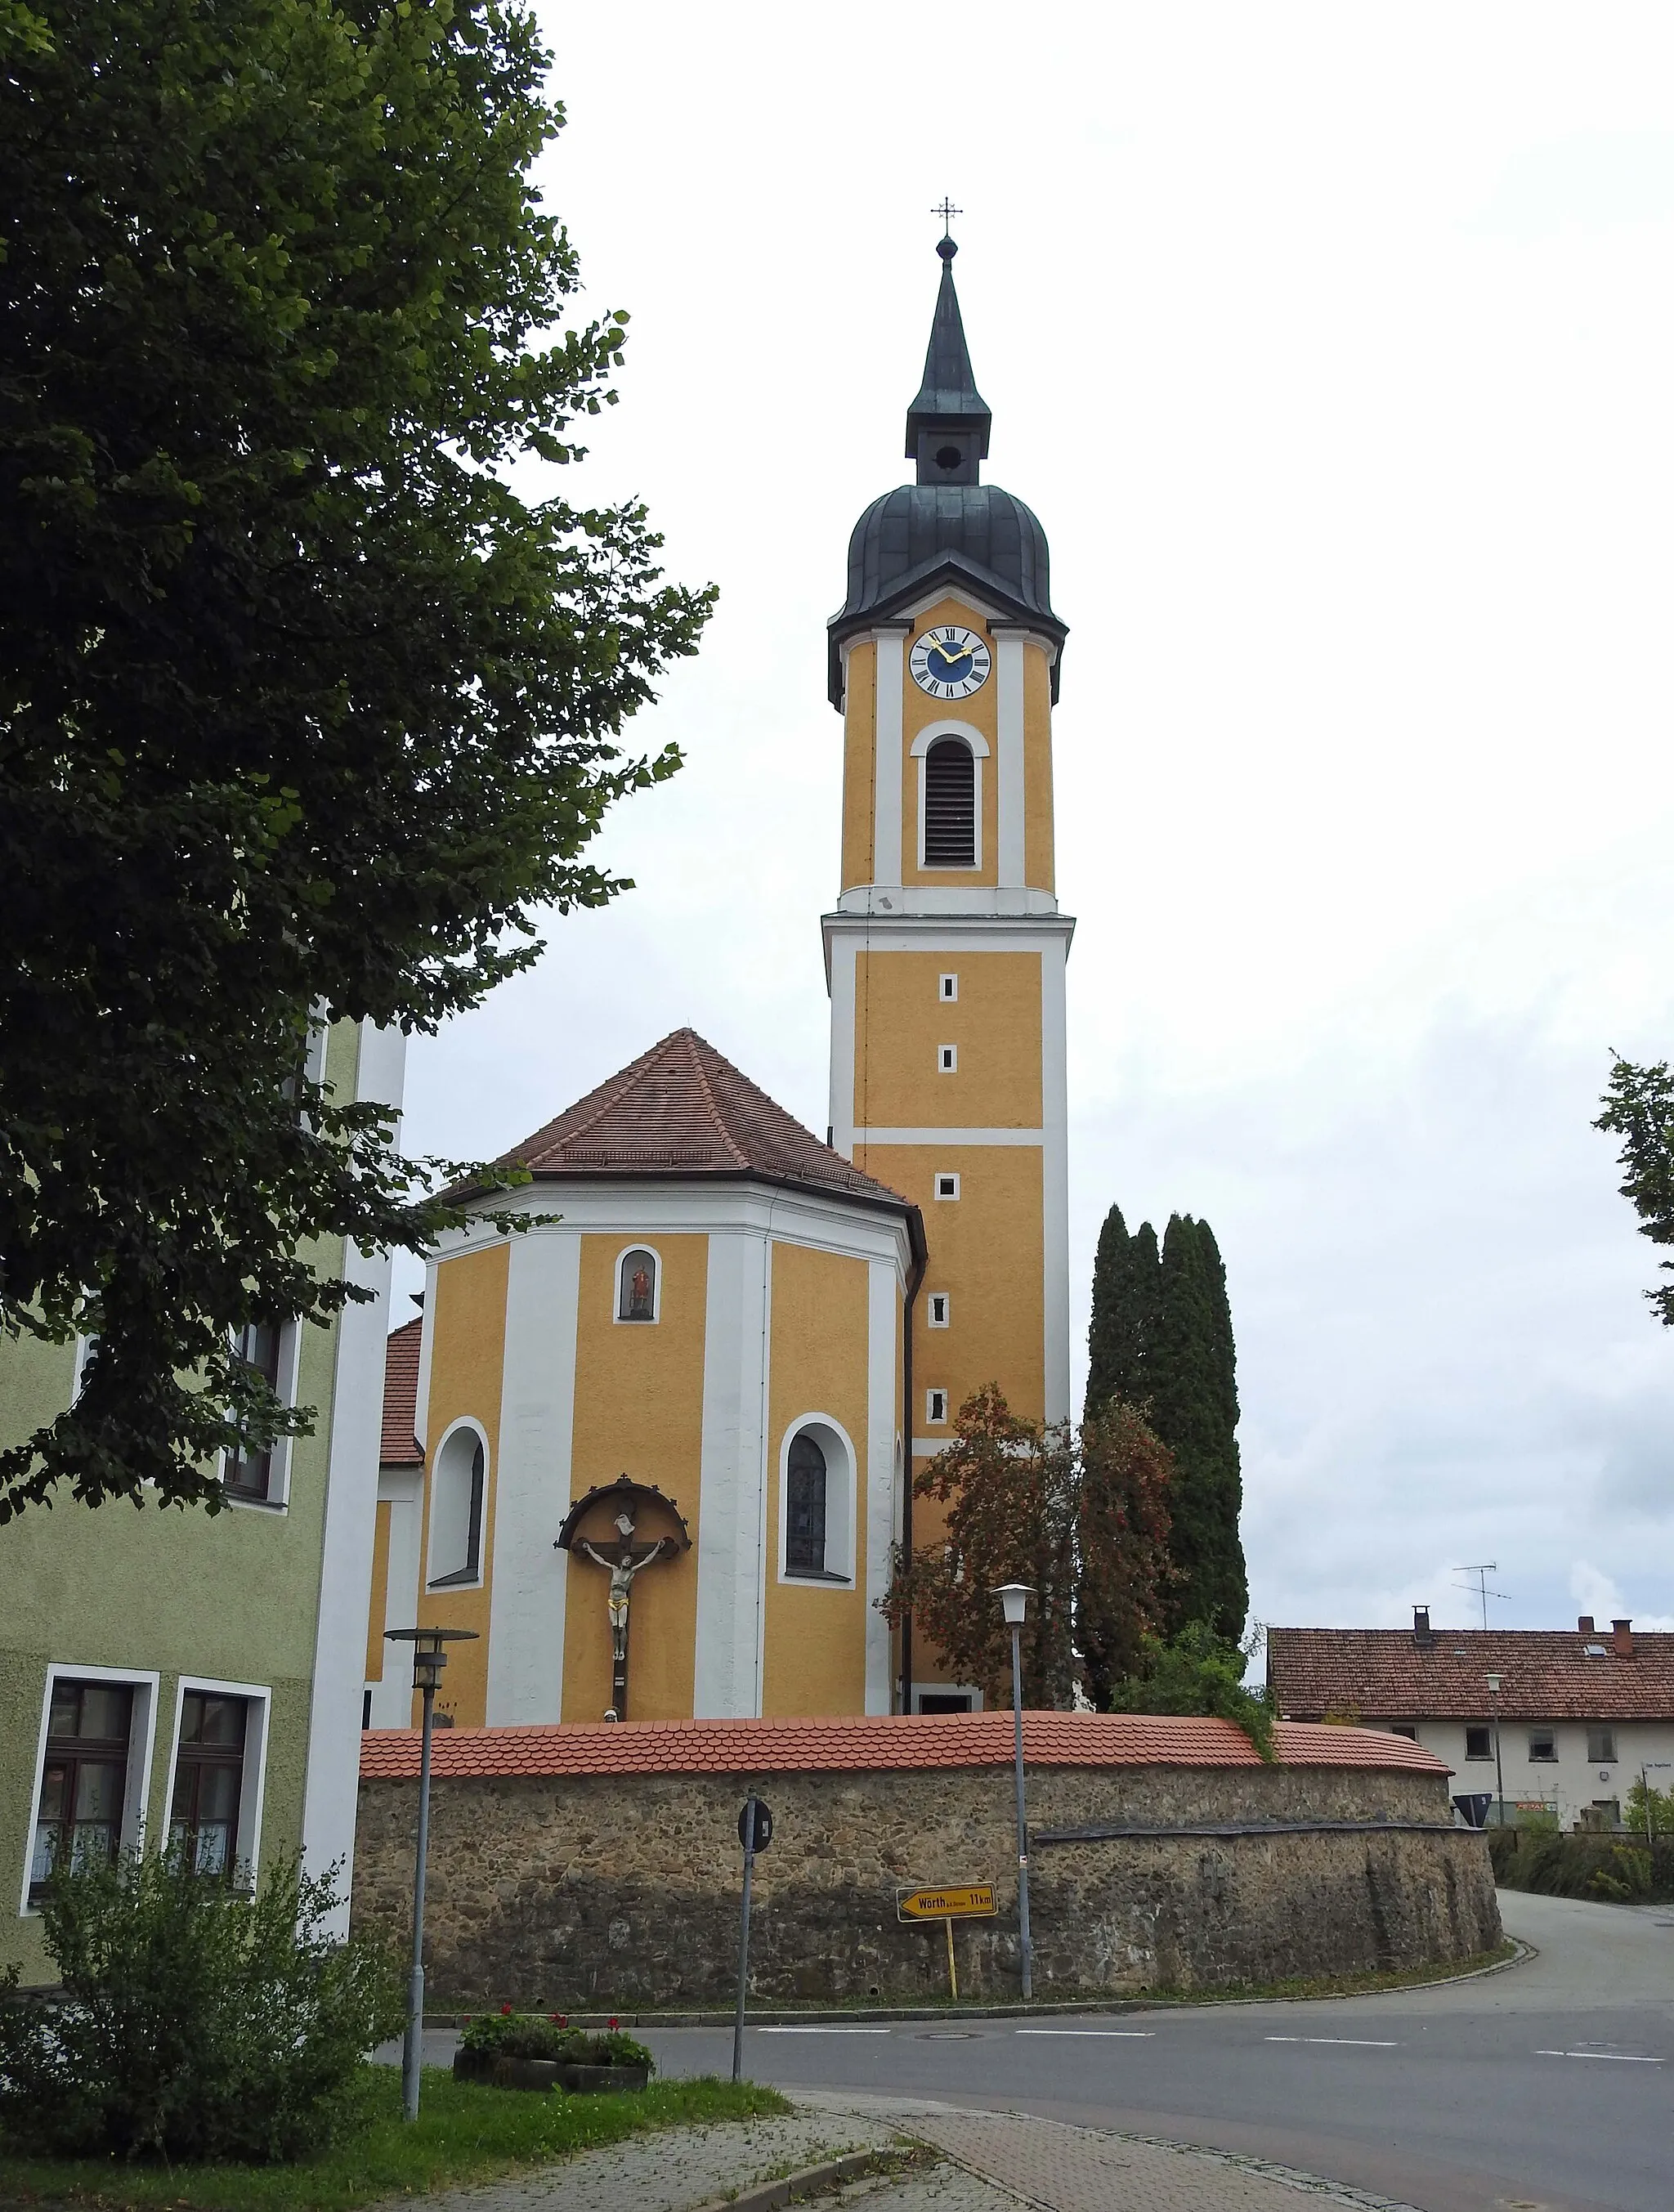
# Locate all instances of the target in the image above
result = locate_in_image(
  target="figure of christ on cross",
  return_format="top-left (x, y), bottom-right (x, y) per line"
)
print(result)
top-left (575, 1509), bottom-right (677, 1720)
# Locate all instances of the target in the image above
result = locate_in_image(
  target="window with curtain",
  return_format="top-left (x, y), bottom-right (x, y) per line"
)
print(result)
top-left (785, 1431), bottom-right (828, 1576)
top-left (29, 1680), bottom-right (136, 1900)
top-left (169, 1691), bottom-right (248, 1876)
top-left (923, 737), bottom-right (976, 866)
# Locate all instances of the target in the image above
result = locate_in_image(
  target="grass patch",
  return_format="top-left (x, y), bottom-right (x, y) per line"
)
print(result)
top-left (0, 2066), bottom-right (790, 2212)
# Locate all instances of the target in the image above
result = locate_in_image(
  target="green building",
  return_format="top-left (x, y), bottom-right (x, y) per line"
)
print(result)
top-left (0, 1019), bottom-right (405, 1981)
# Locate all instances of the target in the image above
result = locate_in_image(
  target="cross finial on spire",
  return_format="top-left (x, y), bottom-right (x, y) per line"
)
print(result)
top-left (932, 196), bottom-right (962, 238)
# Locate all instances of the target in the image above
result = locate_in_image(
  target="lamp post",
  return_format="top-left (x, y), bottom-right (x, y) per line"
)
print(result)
top-left (1485, 1672), bottom-right (1506, 1828)
top-left (992, 1584), bottom-right (1034, 2002)
top-left (385, 1625), bottom-right (478, 2122)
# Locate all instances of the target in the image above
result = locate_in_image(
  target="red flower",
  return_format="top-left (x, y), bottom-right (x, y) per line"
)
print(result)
top-left (500, 2003), bottom-right (512, 2016)
top-left (608, 2016), bottom-right (620, 2030)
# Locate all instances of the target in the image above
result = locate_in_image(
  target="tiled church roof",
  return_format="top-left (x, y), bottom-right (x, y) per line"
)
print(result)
top-left (1269, 1623), bottom-right (1674, 1722)
top-left (380, 1319), bottom-right (423, 1467)
top-left (360, 1712), bottom-right (1448, 1781)
top-left (469, 1028), bottom-right (915, 1219)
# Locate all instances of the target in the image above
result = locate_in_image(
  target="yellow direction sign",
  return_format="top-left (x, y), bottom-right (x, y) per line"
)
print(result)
top-left (896, 1883), bottom-right (996, 1922)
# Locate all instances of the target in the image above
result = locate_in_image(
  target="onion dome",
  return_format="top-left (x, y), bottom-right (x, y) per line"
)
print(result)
top-left (829, 235), bottom-right (1065, 705)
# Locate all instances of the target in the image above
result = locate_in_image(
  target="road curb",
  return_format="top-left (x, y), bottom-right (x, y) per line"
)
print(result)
top-left (684, 2147), bottom-right (891, 2212)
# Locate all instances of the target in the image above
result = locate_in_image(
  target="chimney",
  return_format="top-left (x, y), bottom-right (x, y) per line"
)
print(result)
top-left (1612, 1618), bottom-right (1635, 1657)
top-left (1412, 1605), bottom-right (1434, 1647)
top-left (1577, 1615), bottom-right (1596, 1636)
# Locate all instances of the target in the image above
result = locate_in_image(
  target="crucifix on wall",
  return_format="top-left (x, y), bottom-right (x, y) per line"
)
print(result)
top-left (554, 1475), bottom-right (692, 1721)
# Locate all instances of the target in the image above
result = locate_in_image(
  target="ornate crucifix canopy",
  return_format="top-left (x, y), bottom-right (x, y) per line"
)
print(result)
top-left (555, 1476), bottom-right (692, 1721)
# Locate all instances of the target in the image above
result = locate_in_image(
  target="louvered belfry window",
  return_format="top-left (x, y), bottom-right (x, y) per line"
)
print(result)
top-left (923, 737), bottom-right (976, 866)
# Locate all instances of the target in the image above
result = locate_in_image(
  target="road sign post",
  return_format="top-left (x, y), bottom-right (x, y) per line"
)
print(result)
top-left (732, 1793), bottom-right (772, 2081)
top-left (895, 1882), bottom-right (997, 2003)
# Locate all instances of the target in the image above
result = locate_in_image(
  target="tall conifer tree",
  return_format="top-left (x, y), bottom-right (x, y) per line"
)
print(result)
top-left (1085, 1203), bottom-right (1247, 1645)
top-left (1085, 1205), bottom-right (1160, 1412)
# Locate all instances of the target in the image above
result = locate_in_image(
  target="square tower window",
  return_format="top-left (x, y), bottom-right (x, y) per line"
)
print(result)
top-left (938, 1045), bottom-right (957, 1074)
top-left (926, 1389), bottom-right (948, 1425)
top-left (933, 1173), bottom-right (960, 1201)
top-left (928, 1293), bottom-right (950, 1328)
top-left (938, 974), bottom-right (958, 1002)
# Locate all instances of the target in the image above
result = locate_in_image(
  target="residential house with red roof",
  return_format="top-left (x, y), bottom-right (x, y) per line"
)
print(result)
top-left (1269, 1608), bottom-right (1674, 1829)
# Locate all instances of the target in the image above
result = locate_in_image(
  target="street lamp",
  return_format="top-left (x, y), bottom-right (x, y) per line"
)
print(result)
top-left (384, 1625), bottom-right (478, 2122)
top-left (1485, 1673), bottom-right (1506, 1828)
top-left (992, 1584), bottom-right (1034, 2003)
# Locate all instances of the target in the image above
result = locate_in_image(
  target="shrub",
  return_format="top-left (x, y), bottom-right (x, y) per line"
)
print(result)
top-left (1103, 1620), bottom-right (1277, 1761)
top-left (0, 1850), bottom-right (403, 2162)
top-left (1489, 1828), bottom-right (1674, 1902)
top-left (460, 2011), bottom-right (654, 2071)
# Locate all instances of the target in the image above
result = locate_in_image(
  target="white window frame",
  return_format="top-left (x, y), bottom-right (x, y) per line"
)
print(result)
top-left (426, 1415), bottom-right (490, 1592)
top-left (20, 1664), bottom-right (160, 1918)
top-left (911, 723), bottom-right (988, 872)
top-left (612, 1242), bottom-right (664, 1325)
top-left (928, 1293), bottom-right (951, 1328)
top-left (938, 1044), bottom-right (958, 1074)
top-left (777, 1415), bottom-right (858, 1588)
top-left (220, 1317), bottom-right (304, 1512)
top-left (933, 1173), bottom-right (960, 1201)
top-left (926, 1388), bottom-right (949, 1426)
top-left (938, 974), bottom-right (959, 1002)
top-left (163, 1677), bottom-right (273, 1891)
top-left (70, 1332), bottom-right (98, 1402)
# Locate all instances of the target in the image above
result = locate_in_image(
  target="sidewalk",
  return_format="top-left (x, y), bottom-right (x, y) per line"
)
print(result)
top-left (397, 2095), bottom-right (1421, 2212)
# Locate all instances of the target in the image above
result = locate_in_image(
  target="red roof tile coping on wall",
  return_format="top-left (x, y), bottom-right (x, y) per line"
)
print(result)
top-left (1269, 1626), bottom-right (1674, 1722)
top-left (452, 1028), bottom-right (915, 1219)
top-left (380, 1319), bottom-right (423, 1468)
top-left (358, 1712), bottom-right (1448, 1782)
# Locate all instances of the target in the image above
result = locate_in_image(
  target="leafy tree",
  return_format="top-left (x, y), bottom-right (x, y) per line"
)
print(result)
top-left (1103, 1619), bottom-right (1276, 1761)
top-left (0, 1851), bottom-right (402, 2161)
top-left (1075, 1397), bottom-right (1178, 1711)
top-left (1085, 1207), bottom-right (1247, 1643)
top-left (1626, 1772), bottom-right (1674, 1842)
top-left (0, 0), bottom-right (712, 1520)
top-left (880, 1385), bottom-right (1173, 1711)
top-left (1596, 1057), bottom-right (1674, 1325)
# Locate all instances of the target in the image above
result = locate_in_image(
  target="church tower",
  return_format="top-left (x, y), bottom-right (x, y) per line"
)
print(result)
top-left (825, 234), bottom-right (1072, 1710)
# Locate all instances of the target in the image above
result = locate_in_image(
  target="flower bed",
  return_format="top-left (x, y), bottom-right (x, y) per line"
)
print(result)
top-left (453, 2009), bottom-right (654, 2093)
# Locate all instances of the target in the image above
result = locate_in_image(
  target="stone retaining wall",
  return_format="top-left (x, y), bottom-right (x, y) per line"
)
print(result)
top-left (352, 1754), bottom-right (1499, 2006)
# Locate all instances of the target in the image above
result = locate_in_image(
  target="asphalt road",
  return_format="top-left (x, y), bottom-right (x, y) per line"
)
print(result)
top-left (633, 1892), bottom-right (1674, 2212)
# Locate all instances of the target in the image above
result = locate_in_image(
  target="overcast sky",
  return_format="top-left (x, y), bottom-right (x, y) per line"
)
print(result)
top-left (394, 4), bottom-right (1674, 1641)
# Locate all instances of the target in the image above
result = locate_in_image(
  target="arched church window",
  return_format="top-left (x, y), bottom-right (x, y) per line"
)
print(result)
top-left (428, 1426), bottom-right (486, 1587)
top-left (923, 737), bottom-right (976, 867)
top-left (617, 1248), bottom-right (658, 1323)
top-left (785, 1431), bottom-right (828, 1576)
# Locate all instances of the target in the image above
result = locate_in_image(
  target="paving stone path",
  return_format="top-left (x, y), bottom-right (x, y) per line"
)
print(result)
top-left (396, 2095), bottom-right (1423, 2212)
top-left (836, 2098), bottom-right (1423, 2212)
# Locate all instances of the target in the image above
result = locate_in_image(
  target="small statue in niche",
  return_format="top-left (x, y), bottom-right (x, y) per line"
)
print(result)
top-left (619, 1250), bottom-right (656, 1322)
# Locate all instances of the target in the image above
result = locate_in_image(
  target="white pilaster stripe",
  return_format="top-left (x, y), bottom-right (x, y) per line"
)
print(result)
top-left (694, 1230), bottom-right (770, 1717)
top-left (864, 1258), bottom-right (897, 1715)
top-left (368, 1468), bottom-right (422, 1730)
top-left (829, 931), bottom-right (858, 1157)
top-left (873, 631), bottom-right (904, 889)
top-left (487, 1231), bottom-right (579, 1725)
top-left (301, 1019), bottom-right (405, 1935)
top-left (853, 1126), bottom-right (1045, 1147)
top-left (996, 634), bottom-right (1026, 888)
top-left (1041, 941), bottom-right (1072, 1424)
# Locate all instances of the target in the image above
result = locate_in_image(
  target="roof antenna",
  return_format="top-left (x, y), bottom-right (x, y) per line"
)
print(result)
top-left (1452, 1562), bottom-right (1509, 1632)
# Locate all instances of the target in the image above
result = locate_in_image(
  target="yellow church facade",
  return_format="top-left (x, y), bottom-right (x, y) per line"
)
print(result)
top-left (365, 232), bottom-right (1069, 1725)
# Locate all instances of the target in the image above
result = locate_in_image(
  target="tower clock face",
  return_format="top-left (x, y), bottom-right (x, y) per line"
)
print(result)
top-left (910, 625), bottom-right (991, 700)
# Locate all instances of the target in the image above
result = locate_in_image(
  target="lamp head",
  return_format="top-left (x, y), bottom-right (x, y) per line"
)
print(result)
top-left (993, 1583), bottom-right (1033, 1628)
top-left (385, 1624), bottom-right (478, 1691)
top-left (1485, 1672), bottom-right (1502, 1693)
